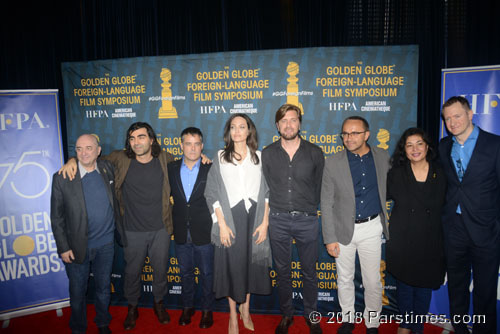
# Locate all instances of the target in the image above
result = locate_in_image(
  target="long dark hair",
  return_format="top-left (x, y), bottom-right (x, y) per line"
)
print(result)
top-left (220, 114), bottom-right (259, 165)
top-left (390, 127), bottom-right (436, 167)
top-left (125, 122), bottom-right (161, 158)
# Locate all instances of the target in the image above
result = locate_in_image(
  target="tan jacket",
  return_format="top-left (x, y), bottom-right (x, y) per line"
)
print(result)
top-left (104, 150), bottom-right (175, 234)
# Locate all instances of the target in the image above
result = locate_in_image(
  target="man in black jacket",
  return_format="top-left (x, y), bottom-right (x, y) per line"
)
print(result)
top-left (168, 127), bottom-right (214, 329)
top-left (439, 96), bottom-right (500, 334)
top-left (51, 134), bottom-right (123, 334)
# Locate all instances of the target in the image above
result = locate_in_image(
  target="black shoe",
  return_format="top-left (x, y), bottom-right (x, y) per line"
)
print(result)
top-left (275, 315), bottom-right (294, 334)
top-left (178, 307), bottom-right (195, 326)
top-left (98, 326), bottom-right (111, 334)
top-left (199, 310), bottom-right (214, 329)
top-left (366, 328), bottom-right (378, 334)
top-left (337, 322), bottom-right (355, 334)
top-left (304, 316), bottom-right (322, 334)
top-left (153, 300), bottom-right (170, 324)
top-left (123, 305), bottom-right (138, 330)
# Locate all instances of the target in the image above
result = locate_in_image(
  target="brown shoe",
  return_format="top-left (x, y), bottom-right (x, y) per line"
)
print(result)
top-left (199, 310), bottom-right (213, 329)
top-left (275, 315), bottom-right (294, 334)
top-left (178, 307), bottom-right (195, 326)
top-left (153, 300), bottom-right (170, 324)
top-left (123, 305), bottom-right (138, 330)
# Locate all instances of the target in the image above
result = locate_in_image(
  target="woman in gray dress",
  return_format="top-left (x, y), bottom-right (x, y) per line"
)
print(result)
top-left (205, 113), bottom-right (272, 334)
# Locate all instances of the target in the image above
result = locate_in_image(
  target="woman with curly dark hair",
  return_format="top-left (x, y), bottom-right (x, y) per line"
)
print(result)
top-left (386, 127), bottom-right (446, 334)
top-left (205, 114), bottom-right (272, 334)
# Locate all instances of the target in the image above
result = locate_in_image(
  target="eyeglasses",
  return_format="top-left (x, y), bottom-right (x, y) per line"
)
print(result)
top-left (340, 131), bottom-right (366, 139)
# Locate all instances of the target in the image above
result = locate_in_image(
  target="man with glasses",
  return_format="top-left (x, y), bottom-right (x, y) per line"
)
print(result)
top-left (439, 96), bottom-right (500, 334)
top-left (321, 116), bottom-right (389, 334)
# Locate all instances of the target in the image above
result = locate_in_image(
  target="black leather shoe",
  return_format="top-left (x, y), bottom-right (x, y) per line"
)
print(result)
top-left (98, 326), bottom-right (111, 334)
top-left (275, 315), bottom-right (294, 334)
top-left (366, 328), bottom-right (378, 334)
top-left (178, 307), bottom-right (195, 326)
top-left (304, 316), bottom-right (323, 334)
top-left (153, 301), bottom-right (170, 324)
top-left (199, 310), bottom-right (214, 329)
top-left (123, 304), bottom-right (138, 330)
top-left (337, 322), bottom-right (355, 334)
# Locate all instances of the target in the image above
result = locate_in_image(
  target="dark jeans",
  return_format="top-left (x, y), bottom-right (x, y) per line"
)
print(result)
top-left (269, 210), bottom-right (319, 316)
top-left (123, 228), bottom-right (170, 305)
top-left (396, 280), bottom-right (431, 333)
top-left (444, 214), bottom-right (499, 334)
top-left (176, 239), bottom-right (215, 310)
top-left (65, 241), bottom-right (114, 333)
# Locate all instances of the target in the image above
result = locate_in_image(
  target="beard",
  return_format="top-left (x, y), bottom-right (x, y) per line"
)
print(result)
top-left (280, 128), bottom-right (300, 140)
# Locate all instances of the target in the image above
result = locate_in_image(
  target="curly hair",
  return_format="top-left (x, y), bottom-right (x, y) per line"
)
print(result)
top-left (124, 122), bottom-right (161, 159)
top-left (220, 113), bottom-right (259, 165)
top-left (390, 127), bottom-right (436, 167)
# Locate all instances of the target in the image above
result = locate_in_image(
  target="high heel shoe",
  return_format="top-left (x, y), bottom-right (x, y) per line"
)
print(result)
top-left (238, 304), bottom-right (255, 331)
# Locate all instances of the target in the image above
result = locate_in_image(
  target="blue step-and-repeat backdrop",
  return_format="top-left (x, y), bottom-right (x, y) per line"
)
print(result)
top-left (60, 46), bottom-right (418, 316)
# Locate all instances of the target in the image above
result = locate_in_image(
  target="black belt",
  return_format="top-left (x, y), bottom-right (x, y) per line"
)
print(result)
top-left (288, 210), bottom-right (317, 217)
top-left (355, 213), bottom-right (378, 224)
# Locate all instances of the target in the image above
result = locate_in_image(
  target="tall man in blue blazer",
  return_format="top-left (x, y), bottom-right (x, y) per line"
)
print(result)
top-left (439, 96), bottom-right (500, 334)
top-left (321, 116), bottom-right (389, 334)
top-left (51, 134), bottom-right (124, 334)
top-left (167, 127), bottom-right (215, 329)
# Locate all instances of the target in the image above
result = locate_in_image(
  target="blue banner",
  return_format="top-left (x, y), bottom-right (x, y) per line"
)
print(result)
top-left (0, 90), bottom-right (68, 317)
top-left (436, 65), bottom-right (500, 331)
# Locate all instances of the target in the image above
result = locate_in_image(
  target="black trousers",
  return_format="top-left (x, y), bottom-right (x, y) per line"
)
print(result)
top-left (268, 210), bottom-right (319, 317)
top-left (123, 228), bottom-right (170, 305)
top-left (445, 214), bottom-right (499, 334)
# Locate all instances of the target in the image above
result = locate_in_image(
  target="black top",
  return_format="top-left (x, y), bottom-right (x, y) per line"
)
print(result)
top-left (168, 159), bottom-right (213, 245)
top-left (439, 128), bottom-right (500, 247)
top-left (386, 161), bottom-right (447, 289)
top-left (50, 159), bottom-right (124, 264)
top-left (262, 138), bottom-right (324, 212)
top-left (347, 149), bottom-right (382, 220)
top-left (122, 158), bottom-right (164, 231)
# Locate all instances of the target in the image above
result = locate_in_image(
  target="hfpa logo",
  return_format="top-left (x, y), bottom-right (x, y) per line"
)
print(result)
top-left (464, 94), bottom-right (500, 114)
top-left (0, 112), bottom-right (48, 131)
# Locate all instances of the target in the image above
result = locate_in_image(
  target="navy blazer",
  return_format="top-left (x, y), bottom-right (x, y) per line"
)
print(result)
top-left (50, 159), bottom-right (124, 264)
top-left (168, 159), bottom-right (212, 245)
top-left (439, 128), bottom-right (500, 246)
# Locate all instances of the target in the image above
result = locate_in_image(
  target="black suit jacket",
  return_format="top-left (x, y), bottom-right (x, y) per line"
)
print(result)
top-left (439, 128), bottom-right (500, 246)
top-left (50, 159), bottom-right (124, 264)
top-left (386, 161), bottom-right (446, 289)
top-left (168, 159), bottom-right (212, 245)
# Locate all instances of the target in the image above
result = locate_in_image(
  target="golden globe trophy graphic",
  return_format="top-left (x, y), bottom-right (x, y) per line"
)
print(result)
top-left (376, 128), bottom-right (390, 150)
top-left (380, 260), bottom-right (389, 306)
top-left (286, 61), bottom-right (304, 114)
top-left (158, 68), bottom-right (178, 119)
